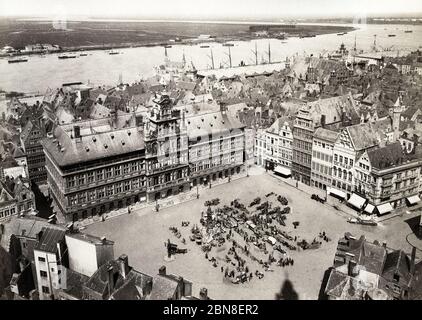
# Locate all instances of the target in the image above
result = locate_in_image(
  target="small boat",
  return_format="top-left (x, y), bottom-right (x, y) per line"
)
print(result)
top-left (388, 34), bottom-right (396, 37)
top-left (405, 29), bottom-right (413, 33)
top-left (58, 54), bottom-right (77, 59)
top-left (164, 45), bottom-right (172, 49)
top-left (108, 50), bottom-right (120, 55)
top-left (222, 43), bottom-right (235, 47)
top-left (200, 45), bottom-right (210, 48)
top-left (337, 32), bottom-right (346, 36)
top-left (299, 34), bottom-right (314, 38)
top-left (79, 53), bottom-right (88, 56)
top-left (8, 57), bottom-right (28, 63)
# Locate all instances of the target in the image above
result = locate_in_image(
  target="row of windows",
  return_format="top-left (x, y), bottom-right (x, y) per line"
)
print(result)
top-left (334, 154), bottom-right (354, 167)
top-left (67, 161), bottom-right (145, 188)
top-left (294, 127), bottom-right (313, 140)
top-left (256, 140), bottom-right (267, 149)
top-left (313, 140), bottom-right (333, 150)
top-left (293, 151), bottom-right (311, 166)
top-left (0, 207), bottom-right (16, 219)
top-left (332, 180), bottom-right (352, 192)
top-left (311, 161), bottom-right (332, 176)
top-left (151, 169), bottom-right (188, 186)
top-left (68, 178), bottom-right (146, 206)
top-left (312, 150), bottom-right (333, 163)
top-left (333, 167), bottom-right (353, 182)
top-left (358, 162), bottom-right (370, 171)
top-left (294, 139), bottom-right (312, 152)
top-left (311, 172), bottom-right (331, 183)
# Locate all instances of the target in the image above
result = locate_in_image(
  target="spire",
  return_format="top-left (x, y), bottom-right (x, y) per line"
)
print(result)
top-left (394, 96), bottom-right (401, 108)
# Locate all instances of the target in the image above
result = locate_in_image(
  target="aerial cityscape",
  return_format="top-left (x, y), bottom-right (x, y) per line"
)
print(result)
top-left (1, 0), bottom-right (422, 304)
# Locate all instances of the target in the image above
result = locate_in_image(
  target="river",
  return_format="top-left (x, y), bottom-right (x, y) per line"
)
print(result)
top-left (1, 23), bottom-right (421, 94)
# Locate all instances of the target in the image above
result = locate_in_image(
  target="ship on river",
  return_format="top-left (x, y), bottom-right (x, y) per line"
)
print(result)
top-left (58, 54), bottom-right (77, 59)
top-left (8, 57), bottom-right (28, 63)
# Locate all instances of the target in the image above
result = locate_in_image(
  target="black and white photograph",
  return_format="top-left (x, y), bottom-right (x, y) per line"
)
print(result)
top-left (0, 0), bottom-right (422, 307)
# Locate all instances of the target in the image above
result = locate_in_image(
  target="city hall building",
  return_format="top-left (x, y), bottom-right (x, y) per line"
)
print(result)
top-left (43, 95), bottom-right (246, 221)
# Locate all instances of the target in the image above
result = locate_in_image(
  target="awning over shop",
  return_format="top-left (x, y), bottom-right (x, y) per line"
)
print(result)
top-left (327, 187), bottom-right (346, 199)
top-left (364, 204), bottom-right (375, 214)
top-left (347, 193), bottom-right (366, 209)
top-left (377, 203), bottom-right (394, 215)
top-left (407, 195), bottom-right (421, 205)
top-left (274, 166), bottom-right (291, 177)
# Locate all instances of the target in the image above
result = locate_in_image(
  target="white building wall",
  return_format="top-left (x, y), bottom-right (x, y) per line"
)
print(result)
top-left (65, 235), bottom-right (99, 277)
top-left (34, 250), bottom-right (60, 300)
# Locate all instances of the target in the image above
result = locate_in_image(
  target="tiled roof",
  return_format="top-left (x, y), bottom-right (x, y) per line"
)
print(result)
top-left (366, 142), bottom-right (406, 170)
top-left (34, 227), bottom-right (66, 254)
top-left (402, 106), bottom-right (420, 119)
top-left (42, 117), bottom-right (145, 167)
top-left (186, 111), bottom-right (245, 140)
top-left (313, 127), bottom-right (339, 142)
top-left (0, 216), bottom-right (64, 252)
top-left (61, 268), bottom-right (90, 299)
top-left (325, 269), bottom-right (373, 300)
top-left (346, 123), bottom-right (380, 151)
top-left (84, 259), bottom-right (153, 300)
top-left (382, 250), bottom-right (413, 285)
top-left (306, 93), bottom-right (360, 127)
top-left (148, 274), bottom-right (179, 300)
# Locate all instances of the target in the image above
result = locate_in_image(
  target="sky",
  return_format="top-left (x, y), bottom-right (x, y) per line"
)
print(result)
top-left (0, 0), bottom-right (421, 20)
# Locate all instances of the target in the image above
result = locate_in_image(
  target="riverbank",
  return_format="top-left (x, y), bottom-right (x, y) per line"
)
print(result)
top-left (0, 19), bottom-right (355, 57)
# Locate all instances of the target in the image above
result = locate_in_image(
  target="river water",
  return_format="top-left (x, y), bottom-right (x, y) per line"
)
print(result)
top-left (1, 23), bottom-right (421, 94)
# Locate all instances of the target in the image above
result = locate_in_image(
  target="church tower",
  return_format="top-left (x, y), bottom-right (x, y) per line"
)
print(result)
top-left (392, 96), bottom-right (402, 141)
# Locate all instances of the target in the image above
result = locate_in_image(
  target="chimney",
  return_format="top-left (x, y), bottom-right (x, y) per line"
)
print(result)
top-left (410, 246), bottom-right (417, 275)
top-left (348, 260), bottom-right (357, 276)
top-left (199, 288), bottom-right (208, 300)
top-left (73, 125), bottom-right (81, 139)
top-left (36, 230), bottom-right (43, 243)
top-left (382, 241), bottom-right (387, 248)
top-left (107, 266), bottom-right (115, 295)
top-left (320, 114), bottom-right (326, 128)
top-left (101, 236), bottom-right (107, 244)
top-left (159, 265), bottom-right (166, 276)
top-left (118, 254), bottom-right (130, 279)
top-left (0, 224), bottom-right (4, 236)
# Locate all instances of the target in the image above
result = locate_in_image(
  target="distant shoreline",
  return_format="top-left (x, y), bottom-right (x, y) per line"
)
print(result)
top-left (0, 20), bottom-right (355, 57)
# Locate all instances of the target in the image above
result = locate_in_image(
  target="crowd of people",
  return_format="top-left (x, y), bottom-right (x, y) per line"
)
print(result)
top-left (168, 195), bottom-right (330, 285)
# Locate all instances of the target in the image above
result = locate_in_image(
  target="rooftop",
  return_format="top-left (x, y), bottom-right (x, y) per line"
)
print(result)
top-left (42, 115), bottom-right (145, 167)
top-left (186, 111), bottom-right (245, 140)
top-left (313, 127), bottom-right (339, 142)
top-left (346, 123), bottom-right (380, 151)
top-left (34, 227), bottom-right (66, 254)
top-left (65, 232), bottom-right (114, 246)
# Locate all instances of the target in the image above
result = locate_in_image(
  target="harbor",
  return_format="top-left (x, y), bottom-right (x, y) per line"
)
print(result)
top-left (0, 22), bottom-right (421, 94)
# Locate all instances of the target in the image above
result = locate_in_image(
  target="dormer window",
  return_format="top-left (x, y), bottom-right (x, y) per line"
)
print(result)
top-left (104, 144), bottom-right (108, 149)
